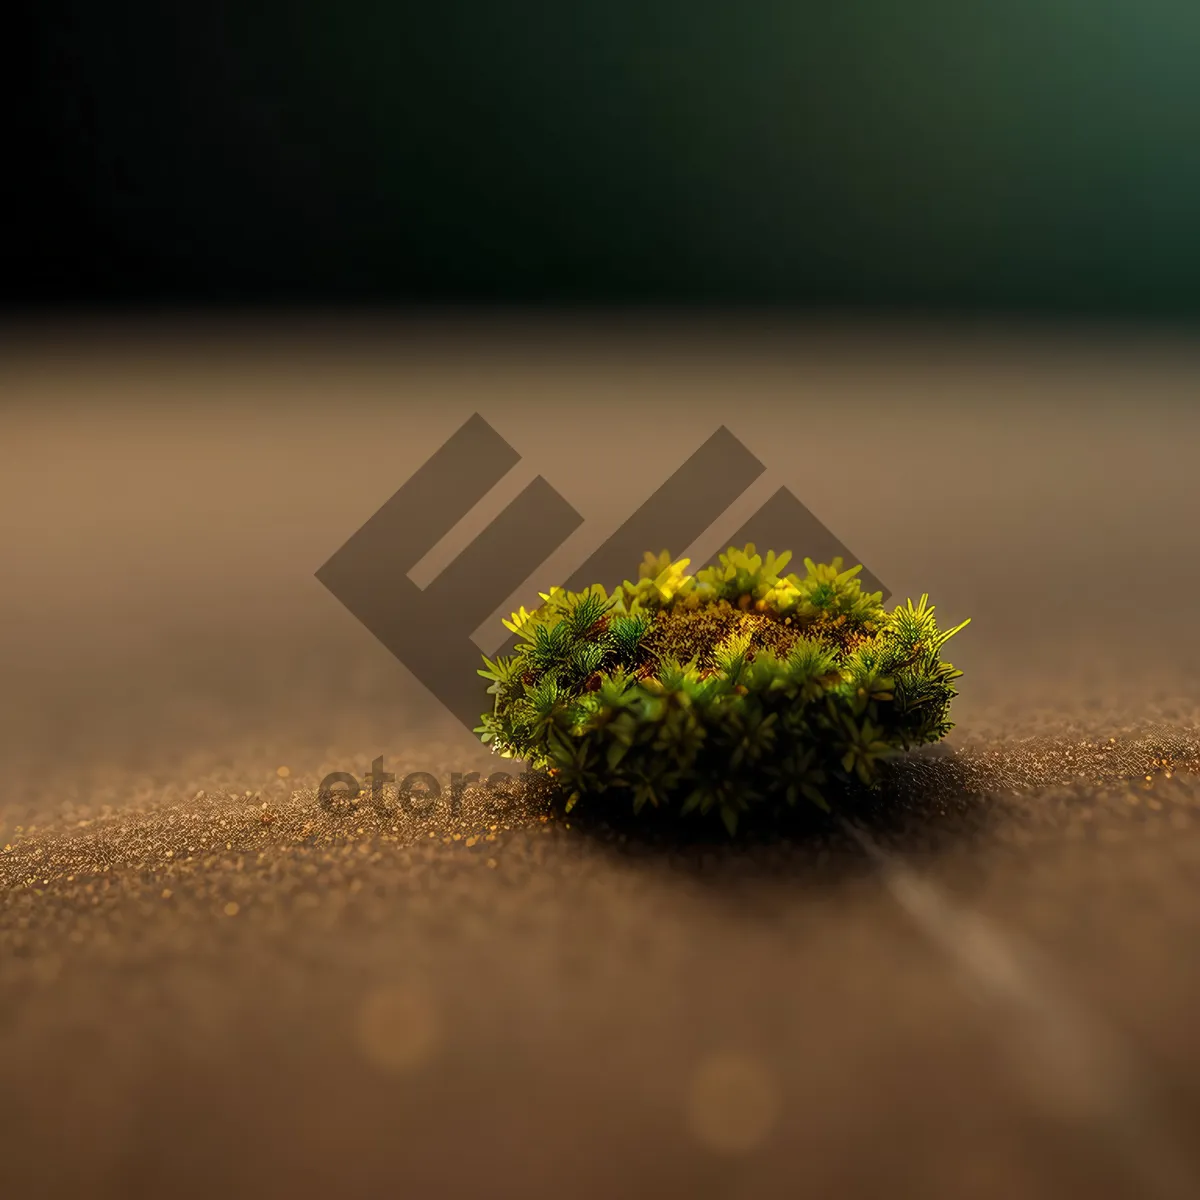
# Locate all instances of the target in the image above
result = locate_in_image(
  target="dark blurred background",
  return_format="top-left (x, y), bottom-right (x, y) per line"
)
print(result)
top-left (12, 2), bottom-right (1200, 313)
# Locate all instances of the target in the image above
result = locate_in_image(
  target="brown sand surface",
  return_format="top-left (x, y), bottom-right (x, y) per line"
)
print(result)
top-left (3, 318), bottom-right (1200, 1199)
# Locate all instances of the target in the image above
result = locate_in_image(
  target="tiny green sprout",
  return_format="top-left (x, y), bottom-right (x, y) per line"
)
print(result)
top-left (475, 544), bottom-right (970, 834)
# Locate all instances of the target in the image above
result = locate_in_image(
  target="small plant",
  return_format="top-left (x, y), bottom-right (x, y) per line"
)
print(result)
top-left (476, 545), bottom-right (970, 835)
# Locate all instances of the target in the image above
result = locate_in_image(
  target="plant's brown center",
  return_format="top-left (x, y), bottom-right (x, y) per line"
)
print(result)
top-left (631, 600), bottom-right (873, 680)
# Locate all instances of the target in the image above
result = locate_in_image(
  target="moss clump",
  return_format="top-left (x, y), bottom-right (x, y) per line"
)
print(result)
top-left (476, 545), bottom-right (970, 834)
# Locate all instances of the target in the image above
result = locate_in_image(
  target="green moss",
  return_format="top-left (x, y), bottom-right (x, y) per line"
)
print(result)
top-left (476, 545), bottom-right (970, 835)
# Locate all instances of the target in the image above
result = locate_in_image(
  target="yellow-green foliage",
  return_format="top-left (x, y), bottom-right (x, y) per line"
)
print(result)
top-left (476, 545), bottom-right (970, 834)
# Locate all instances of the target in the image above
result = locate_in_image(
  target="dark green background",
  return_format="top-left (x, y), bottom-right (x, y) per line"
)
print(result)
top-left (14, 3), bottom-right (1200, 312)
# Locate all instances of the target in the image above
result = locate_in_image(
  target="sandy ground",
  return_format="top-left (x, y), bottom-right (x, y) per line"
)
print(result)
top-left (3, 317), bottom-right (1200, 1199)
